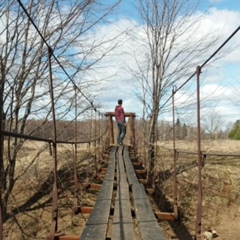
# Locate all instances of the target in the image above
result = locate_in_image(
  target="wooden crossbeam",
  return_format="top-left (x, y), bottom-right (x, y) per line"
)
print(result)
top-left (56, 235), bottom-right (79, 240)
top-left (82, 183), bottom-right (102, 190)
top-left (100, 168), bottom-right (107, 173)
top-left (155, 211), bottom-right (176, 221)
top-left (139, 179), bottom-right (148, 185)
top-left (132, 161), bottom-right (142, 167)
top-left (135, 169), bottom-right (147, 174)
top-left (146, 188), bottom-right (155, 194)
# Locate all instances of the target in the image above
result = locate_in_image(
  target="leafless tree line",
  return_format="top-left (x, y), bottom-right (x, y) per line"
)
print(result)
top-left (0, 0), bottom-right (121, 230)
top-left (129, 0), bottom-right (221, 186)
top-left (0, 0), bottom-right (236, 238)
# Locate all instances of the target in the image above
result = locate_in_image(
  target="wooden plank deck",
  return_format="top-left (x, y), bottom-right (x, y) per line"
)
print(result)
top-left (112, 147), bottom-right (134, 240)
top-left (80, 146), bottom-right (166, 240)
top-left (80, 147), bottom-right (117, 240)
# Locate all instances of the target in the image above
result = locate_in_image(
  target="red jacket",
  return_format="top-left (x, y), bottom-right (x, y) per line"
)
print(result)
top-left (115, 105), bottom-right (125, 123)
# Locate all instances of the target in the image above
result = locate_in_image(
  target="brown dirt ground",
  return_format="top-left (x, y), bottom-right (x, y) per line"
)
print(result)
top-left (155, 140), bottom-right (240, 240)
top-left (2, 140), bottom-right (240, 239)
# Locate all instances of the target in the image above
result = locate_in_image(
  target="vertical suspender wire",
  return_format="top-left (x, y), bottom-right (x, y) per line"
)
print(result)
top-left (73, 86), bottom-right (79, 214)
top-left (154, 120), bottom-right (158, 171)
top-left (86, 107), bottom-right (93, 185)
top-left (102, 114), bottom-right (106, 154)
top-left (98, 112), bottom-right (101, 164)
top-left (135, 116), bottom-right (141, 156)
top-left (136, 117), bottom-right (139, 157)
top-left (195, 66), bottom-right (203, 240)
top-left (47, 47), bottom-right (59, 240)
top-left (0, 56), bottom-right (5, 240)
top-left (94, 109), bottom-right (97, 176)
top-left (98, 112), bottom-right (101, 171)
top-left (103, 114), bottom-right (107, 156)
top-left (101, 114), bottom-right (104, 156)
top-left (0, 164), bottom-right (2, 238)
top-left (95, 111), bottom-right (99, 177)
top-left (90, 106), bottom-right (93, 159)
top-left (105, 115), bottom-right (109, 149)
top-left (172, 86), bottom-right (178, 219)
top-left (131, 114), bottom-right (136, 153)
top-left (140, 118), bottom-right (142, 155)
top-left (143, 118), bottom-right (147, 169)
top-left (102, 114), bottom-right (104, 152)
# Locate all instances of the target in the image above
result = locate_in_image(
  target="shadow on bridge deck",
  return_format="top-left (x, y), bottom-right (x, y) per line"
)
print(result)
top-left (80, 145), bottom-right (165, 240)
top-left (52, 146), bottom-right (194, 240)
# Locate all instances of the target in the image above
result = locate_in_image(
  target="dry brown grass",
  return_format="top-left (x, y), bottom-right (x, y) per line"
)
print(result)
top-left (3, 141), bottom-right (99, 240)
top-left (154, 140), bottom-right (240, 240)
top-left (3, 139), bottom-right (240, 239)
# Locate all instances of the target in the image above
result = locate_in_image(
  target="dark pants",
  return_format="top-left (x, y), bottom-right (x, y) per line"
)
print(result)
top-left (117, 121), bottom-right (126, 144)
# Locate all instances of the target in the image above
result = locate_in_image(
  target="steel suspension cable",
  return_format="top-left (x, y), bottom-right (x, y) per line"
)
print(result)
top-left (16, 0), bottom-right (102, 113)
top-left (161, 25), bottom-right (240, 110)
top-left (47, 48), bottom-right (59, 240)
top-left (73, 86), bottom-right (79, 214)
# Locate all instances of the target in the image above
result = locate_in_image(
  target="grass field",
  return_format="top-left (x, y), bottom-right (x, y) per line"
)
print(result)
top-left (155, 140), bottom-right (240, 240)
top-left (3, 140), bottom-right (240, 239)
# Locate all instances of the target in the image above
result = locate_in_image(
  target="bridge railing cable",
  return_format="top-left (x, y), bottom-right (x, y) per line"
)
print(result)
top-left (161, 25), bottom-right (240, 111)
top-left (167, 26), bottom-right (240, 240)
top-left (16, 0), bottom-right (97, 110)
top-left (0, 2), bottom-right (110, 240)
top-left (134, 26), bottom-right (240, 240)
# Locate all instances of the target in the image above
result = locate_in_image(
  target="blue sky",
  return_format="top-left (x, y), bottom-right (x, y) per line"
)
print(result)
top-left (91, 0), bottom-right (240, 128)
top-left (107, 0), bottom-right (240, 19)
top-left (1, 0), bottom-right (239, 129)
top-left (213, 0), bottom-right (240, 10)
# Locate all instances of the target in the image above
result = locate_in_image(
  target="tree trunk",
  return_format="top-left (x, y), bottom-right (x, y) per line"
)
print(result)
top-left (147, 111), bottom-right (158, 187)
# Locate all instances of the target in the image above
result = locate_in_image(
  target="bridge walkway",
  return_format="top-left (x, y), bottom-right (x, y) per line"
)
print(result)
top-left (80, 145), bottom-right (166, 240)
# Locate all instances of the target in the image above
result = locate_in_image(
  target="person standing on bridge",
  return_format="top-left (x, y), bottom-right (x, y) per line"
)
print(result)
top-left (114, 99), bottom-right (126, 145)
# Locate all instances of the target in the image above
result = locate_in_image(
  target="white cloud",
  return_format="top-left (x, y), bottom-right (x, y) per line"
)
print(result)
top-left (90, 7), bottom-right (240, 124)
top-left (1, 3), bottom-right (239, 125)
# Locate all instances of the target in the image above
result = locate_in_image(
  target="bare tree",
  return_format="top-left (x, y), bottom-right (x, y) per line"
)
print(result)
top-left (202, 110), bottom-right (226, 139)
top-left (131, 0), bottom-right (218, 185)
top-left (0, 0), bottom-right (121, 228)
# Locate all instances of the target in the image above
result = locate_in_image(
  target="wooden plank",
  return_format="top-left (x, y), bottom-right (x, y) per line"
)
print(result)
top-left (80, 148), bottom-right (117, 240)
top-left (133, 198), bottom-right (156, 221)
top-left (81, 146), bottom-right (165, 240)
top-left (116, 148), bottom-right (128, 183)
top-left (80, 224), bottom-right (108, 240)
top-left (84, 199), bottom-right (111, 225)
top-left (96, 181), bottom-right (113, 200)
top-left (132, 183), bottom-right (147, 200)
top-left (112, 222), bottom-right (134, 240)
top-left (132, 183), bottom-right (166, 240)
top-left (81, 195), bottom-right (112, 239)
top-left (138, 221), bottom-right (165, 240)
top-left (104, 146), bottom-right (117, 181)
top-left (126, 170), bottom-right (139, 185)
top-left (112, 160), bottom-right (134, 239)
top-left (114, 198), bottom-right (132, 220)
top-left (115, 183), bottom-right (129, 200)
top-left (123, 147), bottom-right (139, 184)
